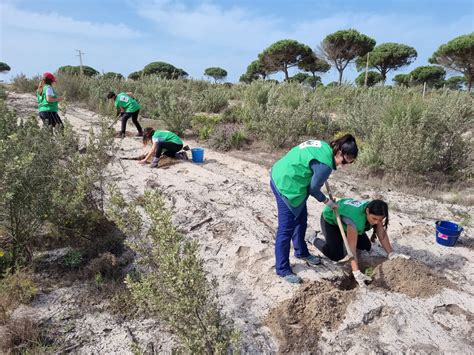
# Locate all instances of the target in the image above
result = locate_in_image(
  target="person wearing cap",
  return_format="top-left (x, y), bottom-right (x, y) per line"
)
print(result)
top-left (270, 134), bottom-right (358, 284)
top-left (106, 91), bottom-right (143, 138)
top-left (36, 72), bottom-right (63, 128)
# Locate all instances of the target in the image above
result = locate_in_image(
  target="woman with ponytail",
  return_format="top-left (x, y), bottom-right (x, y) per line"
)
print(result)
top-left (37, 72), bottom-right (63, 128)
top-left (270, 134), bottom-right (358, 284)
top-left (315, 198), bottom-right (410, 288)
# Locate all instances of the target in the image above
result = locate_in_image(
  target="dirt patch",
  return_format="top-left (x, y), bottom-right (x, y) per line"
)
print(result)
top-left (265, 280), bottom-right (355, 353)
top-left (370, 258), bottom-right (453, 298)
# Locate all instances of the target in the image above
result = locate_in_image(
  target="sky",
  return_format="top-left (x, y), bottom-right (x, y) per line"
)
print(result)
top-left (0, 0), bottom-right (473, 84)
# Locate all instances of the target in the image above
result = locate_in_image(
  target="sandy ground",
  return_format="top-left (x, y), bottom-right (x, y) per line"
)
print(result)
top-left (6, 92), bottom-right (474, 353)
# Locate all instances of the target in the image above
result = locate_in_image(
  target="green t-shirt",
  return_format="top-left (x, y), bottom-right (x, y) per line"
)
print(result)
top-left (114, 92), bottom-right (141, 113)
top-left (152, 130), bottom-right (183, 146)
top-left (271, 140), bottom-right (335, 207)
top-left (323, 198), bottom-right (371, 234)
top-left (37, 85), bottom-right (58, 112)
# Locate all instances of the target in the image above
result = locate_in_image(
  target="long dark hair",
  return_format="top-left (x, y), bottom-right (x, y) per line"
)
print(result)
top-left (142, 127), bottom-right (155, 146)
top-left (366, 199), bottom-right (389, 241)
top-left (330, 134), bottom-right (358, 159)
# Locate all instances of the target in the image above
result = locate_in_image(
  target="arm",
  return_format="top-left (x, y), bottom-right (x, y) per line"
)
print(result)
top-left (346, 224), bottom-right (360, 272)
top-left (139, 142), bottom-right (157, 164)
top-left (46, 95), bottom-right (62, 103)
top-left (375, 223), bottom-right (410, 259)
top-left (308, 161), bottom-right (332, 203)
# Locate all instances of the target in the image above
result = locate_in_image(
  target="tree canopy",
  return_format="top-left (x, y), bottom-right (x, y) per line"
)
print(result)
top-left (0, 62), bottom-right (11, 73)
top-left (142, 61), bottom-right (188, 79)
top-left (290, 72), bottom-right (311, 83)
top-left (258, 39), bottom-right (313, 81)
top-left (128, 71), bottom-right (142, 80)
top-left (298, 52), bottom-right (331, 78)
top-left (240, 59), bottom-right (267, 83)
top-left (445, 76), bottom-right (467, 90)
top-left (102, 72), bottom-right (124, 80)
top-left (409, 65), bottom-right (446, 88)
top-left (355, 71), bottom-right (383, 87)
top-left (58, 65), bottom-right (99, 77)
top-left (392, 74), bottom-right (410, 87)
top-left (429, 32), bottom-right (474, 92)
top-left (204, 67), bottom-right (228, 83)
top-left (321, 29), bottom-right (376, 84)
top-left (356, 42), bottom-right (417, 84)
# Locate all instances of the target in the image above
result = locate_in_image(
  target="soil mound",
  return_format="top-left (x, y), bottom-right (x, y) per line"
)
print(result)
top-left (370, 258), bottom-right (453, 298)
top-left (265, 280), bottom-right (355, 353)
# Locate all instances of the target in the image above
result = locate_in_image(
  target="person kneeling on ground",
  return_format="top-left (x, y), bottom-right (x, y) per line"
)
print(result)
top-left (106, 91), bottom-right (143, 138)
top-left (139, 127), bottom-right (187, 168)
top-left (314, 198), bottom-right (410, 287)
top-left (270, 134), bottom-right (358, 284)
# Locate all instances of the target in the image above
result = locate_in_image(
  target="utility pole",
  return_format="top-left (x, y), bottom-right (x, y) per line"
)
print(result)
top-left (364, 52), bottom-right (370, 87)
top-left (76, 49), bottom-right (84, 75)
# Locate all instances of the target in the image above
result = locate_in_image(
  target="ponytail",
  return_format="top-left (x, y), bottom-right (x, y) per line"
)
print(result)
top-left (366, 199), bottom-right (389, 242)
top-left (330, 134), bottom-right (358, 159)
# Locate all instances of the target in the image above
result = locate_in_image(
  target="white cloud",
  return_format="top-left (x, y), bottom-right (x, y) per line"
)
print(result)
top-left (0, 2), bottom-right (141, 39)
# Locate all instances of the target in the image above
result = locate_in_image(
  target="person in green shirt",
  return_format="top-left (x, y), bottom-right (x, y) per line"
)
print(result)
top-left (36, 72), bottom-right (63, 128)
top-left (315, 198), bottom-right (410, 287)
top-left (139, 127), bottom-right (187, 168)
top-left (107, 91), bottom-right (143, 138)
top-left (270, 134), bottom-right (358, 284)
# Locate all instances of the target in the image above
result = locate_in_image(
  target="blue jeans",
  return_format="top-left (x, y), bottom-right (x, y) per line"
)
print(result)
top-left (271, 181), bottom-right (310, 276)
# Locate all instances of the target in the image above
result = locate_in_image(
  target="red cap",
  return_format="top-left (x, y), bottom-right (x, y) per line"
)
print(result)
top-left (43, 72), bottom-right (56, 82)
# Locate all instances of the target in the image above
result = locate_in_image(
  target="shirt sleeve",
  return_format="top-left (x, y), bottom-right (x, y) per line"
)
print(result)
top-left (308, 160), bottom-right (332, 202)
top-left (341, 216), bottom-right (358, 232)
top-left (46, 87), bottom-right (54, 97)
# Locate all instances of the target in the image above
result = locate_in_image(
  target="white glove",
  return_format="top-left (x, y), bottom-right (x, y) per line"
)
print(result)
top-left (325, 199), bottom-right (338, 210)
top-left (388, 252), bottom-right (410, 260)
top-left (353, 270), bottom-right (372, 287)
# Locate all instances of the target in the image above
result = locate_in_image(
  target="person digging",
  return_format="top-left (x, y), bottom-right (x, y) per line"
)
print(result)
top-left (139, 127), bottom-right (188, 168)
top-left (313, 196), bottom-right (410, 288)
top-left (106, 91), bottom-right (143, 138)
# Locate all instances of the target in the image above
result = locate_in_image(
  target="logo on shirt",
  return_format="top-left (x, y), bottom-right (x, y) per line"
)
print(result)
top-left (299, 140), bottom-right (322, 149)
top-left (119, 96), bottom-right (129, 103)
top-left (344, 199), bottom-right (368, 207)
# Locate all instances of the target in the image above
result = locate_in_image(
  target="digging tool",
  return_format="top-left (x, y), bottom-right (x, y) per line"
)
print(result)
top-left (324, 181), bottom-right (354, 262)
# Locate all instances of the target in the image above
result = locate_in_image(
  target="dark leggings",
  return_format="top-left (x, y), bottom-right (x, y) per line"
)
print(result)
top-left (320, 214), bottom-right (371, 261)
top-left (39, 111), bottom-right (63, 128)
top-left (155, 141), bottom-right (183, 159)
top-left (120, 110), bottom-right (142, 134)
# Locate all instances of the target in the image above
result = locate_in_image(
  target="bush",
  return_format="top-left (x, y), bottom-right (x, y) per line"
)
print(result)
top-left (107, 189), bottom-right (240, 353)
top-left (191, 114), bottom-right (222, 139)
top-left (11, 74), bottom-right (40, 93)
top-left (193, 87), bottom-right (229, 113)
top-left (210, 124), bottom-right (247, 151)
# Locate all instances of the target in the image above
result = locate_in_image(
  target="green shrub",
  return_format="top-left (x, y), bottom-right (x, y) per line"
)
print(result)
top-left (63, 250), bottom-right (83, 268)
top-left (11, 74), bottom-right (40, 93)
top-left (210, 124), bottom-right (247, 151)
top-left (191, 114), bottom-right (222, 139)
top-left (193, 87), bottom-right (229, 113)
top-left (107, 189), bottom-right (240, 353)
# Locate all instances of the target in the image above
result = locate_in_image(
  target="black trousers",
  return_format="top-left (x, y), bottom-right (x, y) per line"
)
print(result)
top-left (320, 214), bottom-right (371, 261)
top-left (155, 141), bottom-right (183, 159)
top-left (120, 110), bottom-right (142, 134)
top-left (39, 111), bottom-right (63, 128)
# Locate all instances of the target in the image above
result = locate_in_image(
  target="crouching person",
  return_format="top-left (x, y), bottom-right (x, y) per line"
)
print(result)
top-left (139, 127), bottom-right (186, 168)
top-left (315, 198), bottom-right (410, 287)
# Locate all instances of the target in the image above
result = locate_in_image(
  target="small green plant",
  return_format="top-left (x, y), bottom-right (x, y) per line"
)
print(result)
top-left (191, 114), bottom-right (222, 140)
top-left (63, 250), bottom-right (83, 268)
top-left (364, 267), bottom-right (375, 278)
top-left (94, 273), bottom-right (104, 290)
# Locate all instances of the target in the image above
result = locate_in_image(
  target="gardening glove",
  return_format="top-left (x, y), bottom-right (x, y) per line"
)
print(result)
top-left (388, 252), bottom-right (410, 260)
top-left (325, 198), bottom-right (338, 210)
top-left (353, 270), bottom-right (372, 287)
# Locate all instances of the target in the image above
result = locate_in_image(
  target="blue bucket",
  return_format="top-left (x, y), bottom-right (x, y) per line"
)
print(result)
top-left (435, 220), bottom-right (463, 247)
top-left (191, 147), bottom-right (205, 163)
